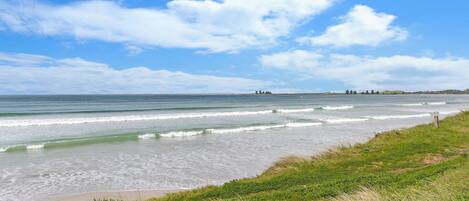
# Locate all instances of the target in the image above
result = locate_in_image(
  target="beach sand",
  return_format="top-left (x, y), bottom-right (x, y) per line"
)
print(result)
top-left (48, 189), bottom-right (184, 201)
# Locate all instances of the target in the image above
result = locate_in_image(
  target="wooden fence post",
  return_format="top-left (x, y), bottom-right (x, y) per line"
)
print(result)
top-left (432, 112), bottom-right (440, 128)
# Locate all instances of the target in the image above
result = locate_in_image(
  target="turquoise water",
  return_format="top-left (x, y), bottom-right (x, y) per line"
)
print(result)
top-left (0, 94), bottom-right (468, 200)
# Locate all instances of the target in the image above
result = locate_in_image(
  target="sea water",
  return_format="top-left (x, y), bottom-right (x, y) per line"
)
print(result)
top-left (0, 94), bottom-right (468, 200)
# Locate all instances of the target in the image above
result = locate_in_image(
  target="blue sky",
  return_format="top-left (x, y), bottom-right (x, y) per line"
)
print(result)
top-left (1, 0), bottom-right (469, 94)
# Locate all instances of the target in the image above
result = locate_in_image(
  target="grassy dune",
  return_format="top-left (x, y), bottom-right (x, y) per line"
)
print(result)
top-left (149, 112), bottom-right (469, 201)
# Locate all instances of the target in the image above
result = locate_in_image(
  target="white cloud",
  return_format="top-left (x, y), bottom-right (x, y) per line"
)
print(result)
top-left (259, 50), bottom-right (323, 71)
top-left (0, 52), bottom-right (270, 94)
top-left (298, 5), bottom-right (407, 47)
top-left (260, 50), bottom-right (469, 91)
top-left (0, 0), bottom-right (333, 53)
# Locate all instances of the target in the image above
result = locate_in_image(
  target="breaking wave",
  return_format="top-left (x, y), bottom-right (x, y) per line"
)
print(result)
top-left (137, 133), bottom-right (157, 139)
top-left (0, 121), bottom-right (324, 151)
top-left (159, 131), bottom-right (205, 138)
top-left (2, 109), bottom-right (459, 153)
top-left (275, 108), bottom-right (315, 113)
top-left (0, 105), bottom-right (353, 127)
top-left (0, 110), bottom-right (274, 127)
top-left (322, 118), bottom-right (369, 124)
top-left (426, 102), bottom-right (446, 105)
top-left (320, 105), bottom-right (354, 110)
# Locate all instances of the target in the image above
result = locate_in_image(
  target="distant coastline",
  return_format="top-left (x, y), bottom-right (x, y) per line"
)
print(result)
top-left (250, 89), bottom-right (469, 95)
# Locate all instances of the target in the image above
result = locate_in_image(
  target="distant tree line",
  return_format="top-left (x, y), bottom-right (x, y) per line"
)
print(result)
top-left (345, 90), bottom-right (380, 95)
top-left (255, 90), bottom-right (272, 95)
top-left (412, 89), bottom-right (469, 94)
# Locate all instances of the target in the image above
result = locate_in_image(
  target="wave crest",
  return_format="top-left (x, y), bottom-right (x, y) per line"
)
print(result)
top-left (275, 108), bottom-right (315, 113)
top-left (321, 105), bottom-right (354, 110)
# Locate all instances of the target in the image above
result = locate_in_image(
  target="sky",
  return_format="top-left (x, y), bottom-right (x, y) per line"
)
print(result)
top-left (1, 0), bottom-right (469, 94)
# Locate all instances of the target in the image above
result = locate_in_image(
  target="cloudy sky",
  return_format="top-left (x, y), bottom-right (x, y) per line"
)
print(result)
top-left (1, 0), bottom-right (468, 94)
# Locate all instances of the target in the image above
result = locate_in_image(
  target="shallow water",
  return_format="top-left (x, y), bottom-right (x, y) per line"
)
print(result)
top-left (0, 94), bottom-right (468, 201)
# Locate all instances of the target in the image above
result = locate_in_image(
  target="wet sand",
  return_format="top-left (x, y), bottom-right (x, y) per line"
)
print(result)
top-left (49, 189), bottom-right (185, 201)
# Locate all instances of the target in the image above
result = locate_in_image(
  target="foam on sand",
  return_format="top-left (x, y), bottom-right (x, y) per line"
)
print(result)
top-left (366, 113), bottom-right (431, 120)
top-left (439, 110), bottom-right (460, 115)
top-left (321, 105), bottom-right (354, 110)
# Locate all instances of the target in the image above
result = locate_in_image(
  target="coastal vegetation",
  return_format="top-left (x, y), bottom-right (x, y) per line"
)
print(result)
top-left (150, 112), bottom-right (469, 201)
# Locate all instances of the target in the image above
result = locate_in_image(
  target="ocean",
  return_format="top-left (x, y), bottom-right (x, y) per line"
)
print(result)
top-left (0, 94), bottom-right (468, 200)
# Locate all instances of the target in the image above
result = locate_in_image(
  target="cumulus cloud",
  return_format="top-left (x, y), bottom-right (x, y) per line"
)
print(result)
top-left (260, 50), bottom-right (469, 91)
top-left (0, 52), bottom-right (270, 94)
top-left (0, 0), bottom-right (333, 53)
top-left (259, 50), bottom-right (323, 71)
top-left (298, 5), bottom-right (407, 47)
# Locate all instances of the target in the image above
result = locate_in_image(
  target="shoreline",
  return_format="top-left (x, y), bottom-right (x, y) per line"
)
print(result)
top-left (146, 111), bottom-right (469, 200)
top-left (48, 112), bottom-right (466, 201)
top-left (48, 189), bottom-right (186, 201)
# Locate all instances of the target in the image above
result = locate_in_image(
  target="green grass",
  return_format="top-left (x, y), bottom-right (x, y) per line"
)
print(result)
top-left (149, 112), bottom-right (469, 201)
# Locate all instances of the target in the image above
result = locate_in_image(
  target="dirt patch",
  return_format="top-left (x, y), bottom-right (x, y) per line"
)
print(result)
top-left (422, 154), bottom-right (447, 165)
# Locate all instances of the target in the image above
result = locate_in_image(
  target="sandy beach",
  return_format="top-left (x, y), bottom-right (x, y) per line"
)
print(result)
top-left (48, 189), bottom-right (185, 201)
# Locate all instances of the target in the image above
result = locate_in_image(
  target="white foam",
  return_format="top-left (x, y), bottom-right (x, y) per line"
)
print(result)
top-left (206, 122), bottom-right (322, 134)
top-left (285, 122), bottom-right (322, 127)
top-left (321, 105), bottom-right (354, 110)
top-left (0, 110), bottom-right (274, 127)
top-left (426, 102), bottom-right (446, 105)
top-left (276, 108), bottom-right (315, 113)
top-left (323, 118), bottom-right (369, 124)
top-left (367, 113), bottom-right (430, 120)
top-left (0, 147), bottom-right (7, 153)
top-left (399, 103), bottom-right (424, 106)
top-left (159, 131), bottom-right (204, 138)
top-left (138, 133), bottom-right (156, 139)
top-left (206, 125), bottom-right (285, 134)
top-left (26, 144), bottom-right (44, 150)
